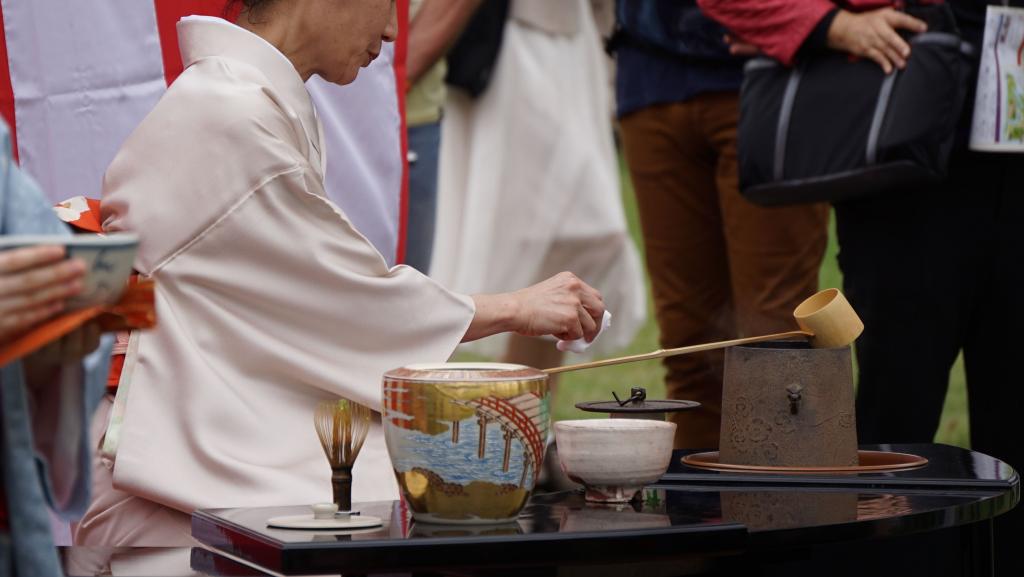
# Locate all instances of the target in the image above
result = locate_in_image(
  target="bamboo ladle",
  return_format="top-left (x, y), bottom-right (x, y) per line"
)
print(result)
top-left (544, 288), bottom-right (863, 375)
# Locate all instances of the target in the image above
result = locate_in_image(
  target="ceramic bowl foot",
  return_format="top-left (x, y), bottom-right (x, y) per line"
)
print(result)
top-left (583, 484), bottom-right (643, 503)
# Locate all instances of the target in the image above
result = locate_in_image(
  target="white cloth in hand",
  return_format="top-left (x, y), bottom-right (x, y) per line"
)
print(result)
top-left (557, 310), bottom-right (612, 354)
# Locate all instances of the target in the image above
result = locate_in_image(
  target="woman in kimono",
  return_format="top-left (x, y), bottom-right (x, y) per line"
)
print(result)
top-left (73, 0), bottom-right (606, 546)
top-left (1, 119), bottom-right (111, 576)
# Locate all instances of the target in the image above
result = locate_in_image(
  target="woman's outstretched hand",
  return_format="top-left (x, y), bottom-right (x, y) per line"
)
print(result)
top-left (509, 272), bottom-right (605, 341)
top-left (0, 245), bottom-right (85, 343)
top-left (827, 8), bottom-right (927, 74)
top-left (466, 272), bottom-right (605, 344)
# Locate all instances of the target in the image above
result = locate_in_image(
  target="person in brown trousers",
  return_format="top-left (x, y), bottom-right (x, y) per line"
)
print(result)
top-left (613, 0), bottom-right (829, 449)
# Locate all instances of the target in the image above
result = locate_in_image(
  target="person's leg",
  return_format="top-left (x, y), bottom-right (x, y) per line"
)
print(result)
top-left (72, 397), bottom-right (194, 547)
top-left (838, 183), bottom-right (971, 445)
top-left (709, 92), bottom-right (829, 342)
top-left (404, 122), bottom-right (442, 273)
top-left (959, 152), bottom-right (1024, 576)
top-left (620, 100), bottom-right (731, 450)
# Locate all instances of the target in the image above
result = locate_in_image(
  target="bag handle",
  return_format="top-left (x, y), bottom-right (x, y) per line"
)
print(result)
top-left (773, 67), bottom-right (803, 181)
top-left (866, 71), bottom-right (899, 165)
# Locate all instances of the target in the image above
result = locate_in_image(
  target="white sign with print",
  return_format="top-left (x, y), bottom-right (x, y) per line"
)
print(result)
top-left (970, 5), bottom-right (1024, 152)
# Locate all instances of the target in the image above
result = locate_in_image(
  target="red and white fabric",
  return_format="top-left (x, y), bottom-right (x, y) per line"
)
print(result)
top-left (0, 0), bottom-right (408, 264)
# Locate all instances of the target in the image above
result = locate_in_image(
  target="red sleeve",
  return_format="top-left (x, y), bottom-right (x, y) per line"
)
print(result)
top-left (698, 0), bottom-right (836, 66)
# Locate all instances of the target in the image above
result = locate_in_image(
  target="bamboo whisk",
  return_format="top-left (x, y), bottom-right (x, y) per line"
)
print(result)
top-left (314, 399), bottom-right (371, 512)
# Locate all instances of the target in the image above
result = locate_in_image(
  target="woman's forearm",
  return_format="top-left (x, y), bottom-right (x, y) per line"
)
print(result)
top-left (463, 293), bottom-right (519, 342)
top-left (462, 272), bottom-right (605, 345)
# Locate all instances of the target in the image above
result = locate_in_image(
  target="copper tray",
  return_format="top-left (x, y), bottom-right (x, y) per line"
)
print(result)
top-left (681, 450), bottom-right (928, 474)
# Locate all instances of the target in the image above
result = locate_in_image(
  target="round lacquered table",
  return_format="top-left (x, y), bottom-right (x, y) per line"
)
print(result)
top-left (63, 444), bottom-right (1019, 576)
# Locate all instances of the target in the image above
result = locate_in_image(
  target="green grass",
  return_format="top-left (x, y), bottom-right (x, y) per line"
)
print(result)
top-left (549, 157), bottom-right (970, 449)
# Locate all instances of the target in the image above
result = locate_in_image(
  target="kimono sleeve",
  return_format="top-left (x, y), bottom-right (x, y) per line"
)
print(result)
top-left (148, 165), bottom-right (476, 411)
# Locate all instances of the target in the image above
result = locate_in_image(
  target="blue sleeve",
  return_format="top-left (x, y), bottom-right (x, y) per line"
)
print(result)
top-left (37, 335), bottom-right (114, 520)
top-left (0, 121), bottom-right (69, 237)
top-left (0, 119), bottom-right (110, 519)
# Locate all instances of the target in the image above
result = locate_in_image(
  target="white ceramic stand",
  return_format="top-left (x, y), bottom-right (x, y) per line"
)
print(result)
top-left (267, 503), bottom-right (383, 530)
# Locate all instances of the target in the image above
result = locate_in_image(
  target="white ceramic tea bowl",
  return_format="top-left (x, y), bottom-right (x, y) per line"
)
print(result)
top-left (0, 233), bottom-right (138, 309)
top-left (554, 419), bottom-right (676, 503)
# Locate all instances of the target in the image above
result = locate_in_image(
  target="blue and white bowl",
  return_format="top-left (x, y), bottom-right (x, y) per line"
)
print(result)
top-left (0, 233), bottom-right (138, 309)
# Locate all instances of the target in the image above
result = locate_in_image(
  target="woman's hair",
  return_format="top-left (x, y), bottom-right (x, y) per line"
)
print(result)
top-left (234, 0), bottom-right (274, 9)
top-left (227, 0), bottom-right (277, 21)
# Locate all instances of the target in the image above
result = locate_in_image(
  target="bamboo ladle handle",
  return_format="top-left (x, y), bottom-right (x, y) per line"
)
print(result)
top-left (543, 330), bottom-right (811, 375)
top-left (543, 288), bottom-right (864, 376)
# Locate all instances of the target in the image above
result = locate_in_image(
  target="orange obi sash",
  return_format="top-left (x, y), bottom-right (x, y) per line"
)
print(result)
top-left (0, 198), bottom-right (152, 528)
top-left (54, 196), bottom-right (136, 392)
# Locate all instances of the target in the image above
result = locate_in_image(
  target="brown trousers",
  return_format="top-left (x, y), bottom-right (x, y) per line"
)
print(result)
top-left (619, 92), bottom-right (829, 449)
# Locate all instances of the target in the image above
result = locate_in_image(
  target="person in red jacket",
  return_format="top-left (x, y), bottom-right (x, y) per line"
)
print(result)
top-left (699, 1), bottom-right (1023, 574)
top-left (699, 0), bottom-right (927, 70)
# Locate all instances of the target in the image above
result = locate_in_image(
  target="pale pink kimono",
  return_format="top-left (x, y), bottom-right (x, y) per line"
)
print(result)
top-left (73, 17), bottom-right (474, 546)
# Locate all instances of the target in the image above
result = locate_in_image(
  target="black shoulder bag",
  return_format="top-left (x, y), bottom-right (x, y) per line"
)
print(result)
top-left (738, 2), bottom-right (975, 206)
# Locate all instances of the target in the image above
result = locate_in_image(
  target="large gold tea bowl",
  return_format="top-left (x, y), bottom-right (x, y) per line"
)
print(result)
top-left (382, 363), bottom-right (549, 525)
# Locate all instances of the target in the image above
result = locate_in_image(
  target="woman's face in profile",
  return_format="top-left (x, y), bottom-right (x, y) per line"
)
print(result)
top-left (311, 0), bottom-right (397, 85)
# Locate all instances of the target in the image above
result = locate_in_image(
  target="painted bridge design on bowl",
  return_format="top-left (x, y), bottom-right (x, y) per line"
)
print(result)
top-left (452, 393), bottom-right (546, 487)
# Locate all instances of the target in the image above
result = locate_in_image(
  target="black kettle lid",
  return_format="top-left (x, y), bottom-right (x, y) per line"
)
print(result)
top-left (575, 387), bottom-right (700, 414)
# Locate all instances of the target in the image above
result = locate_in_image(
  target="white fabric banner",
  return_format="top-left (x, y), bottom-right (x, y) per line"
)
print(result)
top-left (1, 3), bottom-right (403, 262)
top-left (308, 43), bottom-right (402, 267)
top-left (2, 0), bottom-right (166, 202)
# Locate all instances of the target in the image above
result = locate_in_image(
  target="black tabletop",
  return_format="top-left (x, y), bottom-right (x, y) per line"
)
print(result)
top-left (191, 482), bottom-right (1017, 575)
top-left (192, 489), bottom-right (746, 575)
